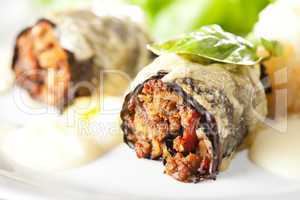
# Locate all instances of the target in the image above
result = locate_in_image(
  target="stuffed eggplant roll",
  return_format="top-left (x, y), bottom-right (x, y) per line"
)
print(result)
top-left (120, 25), bottom-right (267, 182)
top-left (12, 10), bottom-right (152, 109)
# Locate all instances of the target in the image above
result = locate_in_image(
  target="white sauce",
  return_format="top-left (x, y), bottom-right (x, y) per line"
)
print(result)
top-left (0, 97), bottom-right (122, 171)
top-left (250, 116), bottom-right (300, 179)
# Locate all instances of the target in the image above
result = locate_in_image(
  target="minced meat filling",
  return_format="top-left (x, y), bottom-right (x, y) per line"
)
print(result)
top-left (14, 20), bottom-right (70, 107)
top-left (122, 79), bottom-right (213, 182)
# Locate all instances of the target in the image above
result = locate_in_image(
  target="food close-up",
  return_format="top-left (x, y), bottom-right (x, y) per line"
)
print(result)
top-left (121, 25), bottom-right (267, 182)
top-left (0, 0), bottom-right (300, 199)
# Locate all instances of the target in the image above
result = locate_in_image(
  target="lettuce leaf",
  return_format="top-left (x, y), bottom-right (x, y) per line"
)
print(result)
top-left (127, 0), bottom-right (272, 40)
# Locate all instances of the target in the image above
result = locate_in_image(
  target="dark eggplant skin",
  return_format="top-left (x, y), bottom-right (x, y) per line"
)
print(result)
top-left (121, 72), bottom-right (224, 181)
top-left (120, 72), bottom-right (253, 181)
top-left (12, 10), bottom-right (153, 110)
top-left (120, 53), bottom-right (267, 182)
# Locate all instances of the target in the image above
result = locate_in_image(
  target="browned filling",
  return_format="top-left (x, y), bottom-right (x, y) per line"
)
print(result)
top-left (122, 79), bottom-right (213, 182)
top-left (13, 20), bottom-right (71, 107)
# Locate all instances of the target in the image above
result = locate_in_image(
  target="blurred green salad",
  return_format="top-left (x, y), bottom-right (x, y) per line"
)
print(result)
top-left (126, 0), bottom-right (274, 40)
top-left (36, 0), bottom-right (274, 40)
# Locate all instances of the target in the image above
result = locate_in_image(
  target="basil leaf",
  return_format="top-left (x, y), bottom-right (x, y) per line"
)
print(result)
top-left (148, 25), bottom-right (260, 65)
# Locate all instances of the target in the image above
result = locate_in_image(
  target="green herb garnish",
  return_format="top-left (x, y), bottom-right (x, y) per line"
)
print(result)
top-left (148, 25), bottom-right (261, 66)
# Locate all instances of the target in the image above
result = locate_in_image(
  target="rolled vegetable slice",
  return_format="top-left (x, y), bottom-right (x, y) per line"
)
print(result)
top-left (12, 10), bottom-right (153, 110)
top-left (120, 44), bottom-right (267, 182)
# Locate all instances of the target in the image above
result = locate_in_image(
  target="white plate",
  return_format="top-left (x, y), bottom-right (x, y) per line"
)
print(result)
top-left (0, 91), bottom-right (300, 200)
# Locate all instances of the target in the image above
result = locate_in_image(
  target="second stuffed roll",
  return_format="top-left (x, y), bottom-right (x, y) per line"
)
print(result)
top-left (120, 25), bottom-right (267, 182)
top-left (12, 10), bottom-right (153, 110)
